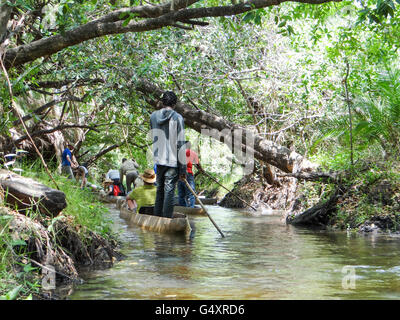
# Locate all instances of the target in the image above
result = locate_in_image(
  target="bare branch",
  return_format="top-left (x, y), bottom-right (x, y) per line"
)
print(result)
top-left (13, 95), bottom-right (85, 126)
top-left (14, 124), bottom-right (99, 145)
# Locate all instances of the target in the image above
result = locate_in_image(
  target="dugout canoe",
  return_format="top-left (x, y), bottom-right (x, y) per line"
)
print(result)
top-left (195, 197), bottom-right (218, 205)
top-left (119, 204), bottom-right (192, 235)
top-left (173, 205), bottom-right (206, 216)
top-left (99, 194), bottom-right (125, 203)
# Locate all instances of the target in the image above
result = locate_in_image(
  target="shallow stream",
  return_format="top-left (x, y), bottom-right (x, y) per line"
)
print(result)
top-left (68, 205), bottom-right (400, 299)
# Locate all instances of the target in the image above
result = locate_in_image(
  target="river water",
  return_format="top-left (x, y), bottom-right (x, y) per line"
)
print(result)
top-left (68, 205), bottom-right (400, 300)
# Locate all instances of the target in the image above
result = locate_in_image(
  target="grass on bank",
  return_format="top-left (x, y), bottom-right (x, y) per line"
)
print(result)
top-left (0, 210), bottom-right (40, 300)
top-left (0, 164), bottom-right (115, 299)
top-left (304, 146), bottom-right (400, 231)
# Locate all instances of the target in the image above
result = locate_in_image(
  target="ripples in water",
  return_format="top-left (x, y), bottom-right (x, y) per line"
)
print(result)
top-left (68, 205), bottom-right (400, 300)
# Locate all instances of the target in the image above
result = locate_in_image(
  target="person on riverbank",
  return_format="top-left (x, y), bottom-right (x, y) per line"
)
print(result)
top-left (150, 91), bottom-right (186, 218)
top-left (177, 140), bottom-right (204, 208)
top-left (76, 163), bottom-right (89, 189)
top-left (119, 158), bottom-right (139, 193)
top-left (126, 169), bottom-right (157, 213)
top-left (61, 143), bottom-right (77, 180)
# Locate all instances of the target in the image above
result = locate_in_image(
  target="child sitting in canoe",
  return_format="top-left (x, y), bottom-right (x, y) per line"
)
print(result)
top-left (127, 169), bottom-right (157, 214)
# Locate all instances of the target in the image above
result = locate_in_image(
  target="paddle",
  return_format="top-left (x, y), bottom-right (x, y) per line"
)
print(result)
top-left (199, 170), bottom-right (257, 211)
top-left (183, 178), bottom-right (225, 238)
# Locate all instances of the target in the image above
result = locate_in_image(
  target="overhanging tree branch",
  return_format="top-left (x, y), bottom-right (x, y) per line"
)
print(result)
top-left (14, 124), bottom-right (99, 145)
top-left (3, 0), bottom-right (340, 69)
top-left (85, 144), bottom-right (120, 168)
top-left (12, 94), bottom-right (85, 126)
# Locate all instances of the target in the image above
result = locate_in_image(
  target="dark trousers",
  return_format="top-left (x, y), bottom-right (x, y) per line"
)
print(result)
top-left (178, 173), bottom-right (196, 208)
top-left (154, 165), bottom-right (178, 218)
top-left (126, 171), bottom-right (138, 193)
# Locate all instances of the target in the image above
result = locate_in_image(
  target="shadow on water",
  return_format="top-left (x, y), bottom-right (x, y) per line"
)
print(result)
top-left (67, 205), bottom-right (400, 300)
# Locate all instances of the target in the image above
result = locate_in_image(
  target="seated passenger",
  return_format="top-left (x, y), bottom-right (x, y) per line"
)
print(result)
top-left (103, 179), bottom-right (114, 195)
top-left (127, 169), bottom-right (157, 213)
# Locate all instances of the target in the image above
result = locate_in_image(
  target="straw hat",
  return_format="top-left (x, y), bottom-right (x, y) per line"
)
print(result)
top-left (103, 178), bottom-right (113, 185)
top-left (140, 169), bottom-right (156, 184)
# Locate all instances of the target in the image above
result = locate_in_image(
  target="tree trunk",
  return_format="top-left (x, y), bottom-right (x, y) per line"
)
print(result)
top-left (3, 0), bottom-right (337, 69)
top-left (0, 0), bottom-right (14, 43)
top-left (0, 169), bottom-right (67, 217)
top-left (286, 187), bottom-right (343, 226)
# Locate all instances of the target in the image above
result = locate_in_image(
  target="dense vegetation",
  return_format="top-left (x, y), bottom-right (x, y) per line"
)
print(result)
top-left (1, 0), bottom-right (400, 298)
top-left (0, 164), bottom-right (117, 299)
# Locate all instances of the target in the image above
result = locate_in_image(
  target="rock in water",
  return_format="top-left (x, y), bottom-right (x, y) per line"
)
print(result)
top-left (0, 169), bottom-right (66, 217)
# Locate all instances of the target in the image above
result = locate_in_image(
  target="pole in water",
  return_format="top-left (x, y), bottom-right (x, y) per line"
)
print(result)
top-left (183, 178), bottom-right (225, 238)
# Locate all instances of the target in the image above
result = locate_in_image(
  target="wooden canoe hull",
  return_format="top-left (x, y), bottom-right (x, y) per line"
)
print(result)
top-left (120, 204), bottom-right (191, 235)
top-left (195, 198), bottom-right (218, 205)
top-left (173, 205), bottom-right (206, 216)
top-left (99, 194), bottom-right (125, 203)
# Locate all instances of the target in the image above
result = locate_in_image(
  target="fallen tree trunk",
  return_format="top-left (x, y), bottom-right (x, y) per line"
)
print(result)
top-left (286, 187), bottom-right (345, 226)
top-left (136, 79), bottom-right (317, 174)
top-left (0, 170), bottom-right (67, 217)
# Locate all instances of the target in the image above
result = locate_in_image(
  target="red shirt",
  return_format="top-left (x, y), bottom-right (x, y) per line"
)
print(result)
top-left (186, 149), bottom-right (199, 175)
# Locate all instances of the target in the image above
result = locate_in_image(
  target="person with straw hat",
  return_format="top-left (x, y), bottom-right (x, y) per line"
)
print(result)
top-left (102, 178), bottom-right (114, 195)
top-left (127, 169), bottom-right (157, 213)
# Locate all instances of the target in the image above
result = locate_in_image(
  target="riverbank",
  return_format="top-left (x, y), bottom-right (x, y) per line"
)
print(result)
top-left (0, 171), bottom-right (123, 300)
top-left (220, 161), bottom-right (400, 234)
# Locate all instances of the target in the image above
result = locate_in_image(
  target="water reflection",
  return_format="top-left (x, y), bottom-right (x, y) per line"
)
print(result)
top-left (68, 205), bottom-right (400, 300)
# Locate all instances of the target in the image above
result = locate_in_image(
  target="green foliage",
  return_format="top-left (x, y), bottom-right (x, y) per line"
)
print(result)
top-left (3, 0), bottom-right (400, 199)
top-left (25, 165), bottom-right (114, 237)
top-left (0, 213), bottom-right (40, 300)
top-left (313, 65), bottom-right (400, 163)
top-left (0, 160), bottom-right (117, 299)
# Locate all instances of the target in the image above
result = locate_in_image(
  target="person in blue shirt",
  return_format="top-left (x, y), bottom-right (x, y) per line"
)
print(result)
top-left (61, 143), bottom-right (77, 180)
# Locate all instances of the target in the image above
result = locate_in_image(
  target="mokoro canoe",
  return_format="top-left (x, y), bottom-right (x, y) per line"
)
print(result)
top-left (195, 197), bottom-right (218, 205)
top-left (99, 194), bottom-right (125, 203)
top-left (119, 204), bottom-right (191, 235)
top-left (173, 205), bottom-right (206, 216)
top-left (173, 196), bottom-right (218, 206)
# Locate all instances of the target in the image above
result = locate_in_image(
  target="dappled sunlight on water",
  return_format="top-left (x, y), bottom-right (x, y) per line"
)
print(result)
top-left (68, 205), bottom-right (400, 300)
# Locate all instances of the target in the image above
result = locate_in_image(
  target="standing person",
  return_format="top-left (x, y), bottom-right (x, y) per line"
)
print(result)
top-left (76, 164), bottom-right (88, 189)
top-left (150, 91), bottom-right (186, 218)
top-left (126, 169), bottom-right (157, 213)
top-left (119, 158), bottom-right (139, 193)
top-left (61, 143), bottom-right (77, 180)
top-left (178, 141), bottom-right (204, 208)
top-left (106, 168), bottom-right (120, 185)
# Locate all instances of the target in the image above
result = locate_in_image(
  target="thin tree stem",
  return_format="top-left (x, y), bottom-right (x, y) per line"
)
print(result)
top-left (0, 54), bottom-right (60, 190)
top-left (343, 60), bottom-right (354, 166)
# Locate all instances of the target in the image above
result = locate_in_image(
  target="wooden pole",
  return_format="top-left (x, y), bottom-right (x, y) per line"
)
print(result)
top-left (183, 178), bottom-right (225, 238)
top-left (199, 170), bottom-right (257, 211)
